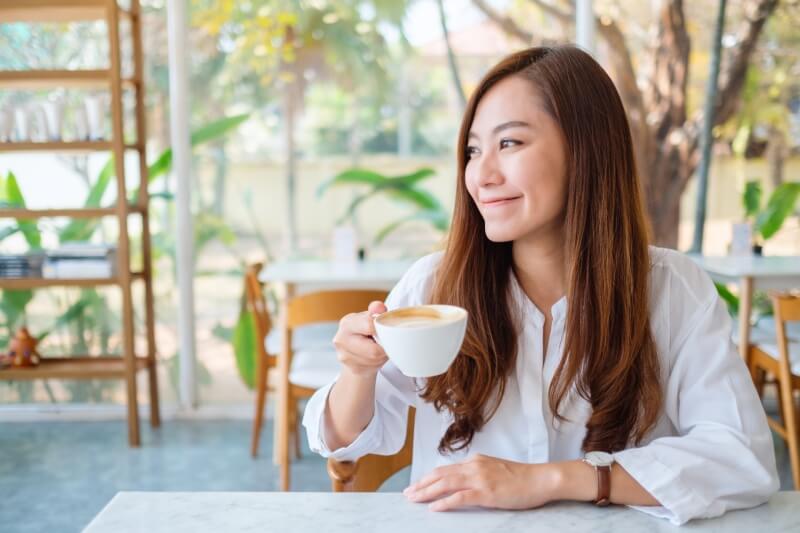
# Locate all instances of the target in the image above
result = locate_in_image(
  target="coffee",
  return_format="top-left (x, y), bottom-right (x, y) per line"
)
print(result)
top-left (373, 304), bottom-right (468, 378)
top-left (376, 307), bottom-right (458, 328)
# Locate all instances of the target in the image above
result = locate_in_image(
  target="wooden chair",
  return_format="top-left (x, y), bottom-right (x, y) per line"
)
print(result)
top-left (277, 288), bottom-right (390, 491)
top-left (328, 408), bottom-right (415, 492)
top-left (749, 293), bottom-right (800, 489)
top-left (246, 263), bottom-right (338, 458)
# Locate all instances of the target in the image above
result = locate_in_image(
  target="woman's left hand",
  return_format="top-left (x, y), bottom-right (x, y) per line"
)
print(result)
top-left (403, 454), bottom-right (560, 511)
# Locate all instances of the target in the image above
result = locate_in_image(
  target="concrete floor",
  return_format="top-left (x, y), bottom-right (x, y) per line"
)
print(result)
top-left (0, 414), bottom-right (795, 533)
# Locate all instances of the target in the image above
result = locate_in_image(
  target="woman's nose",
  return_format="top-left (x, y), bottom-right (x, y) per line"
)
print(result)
top-left (476, 151), bottom-right (503, 187)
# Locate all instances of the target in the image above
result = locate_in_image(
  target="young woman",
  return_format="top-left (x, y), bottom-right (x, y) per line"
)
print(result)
top-left (302, 46), bottom-right (778, 525)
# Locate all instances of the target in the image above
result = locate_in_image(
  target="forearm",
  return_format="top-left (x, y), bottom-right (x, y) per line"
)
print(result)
top-left (551, 460), bottom-right (660, 507)
top-left (323, 368), bottom-right (378, 450)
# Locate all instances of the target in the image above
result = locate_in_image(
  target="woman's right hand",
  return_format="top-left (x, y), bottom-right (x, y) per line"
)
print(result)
top-left (332, 300), bottom-right (389, 378)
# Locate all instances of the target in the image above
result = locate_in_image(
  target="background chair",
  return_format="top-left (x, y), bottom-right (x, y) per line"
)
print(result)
top-left (277, 288), bottom-right (389, 491)
top-left (245, 263), bottom-right (338, 458)
top-left (749, 293), bottom-right (800, 489)
top-left (327, 408), bottom-right (415, 492)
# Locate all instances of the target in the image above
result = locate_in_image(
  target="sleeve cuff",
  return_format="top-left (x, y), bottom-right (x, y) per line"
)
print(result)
top-left (302, 378), bottom-right (384, 462)
top-left (614, 447), bottom-right (711, 525)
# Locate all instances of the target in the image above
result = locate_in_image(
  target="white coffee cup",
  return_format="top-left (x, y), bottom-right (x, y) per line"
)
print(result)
top-left (374, 305), bottom-right (468, 378)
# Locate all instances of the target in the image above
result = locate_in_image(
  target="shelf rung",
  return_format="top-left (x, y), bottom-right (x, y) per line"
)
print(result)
top-left (0, 141), bottom-right (141, 153)
top-left (0, 69), bottom-right (138, 89)
top-left (0, 0), bottom-right (135, 23)
top-left (0, 277), bottom-right (119, 289)
top-left (0, 356), bottom-right (149, 381)
top-left (0, 206), bottom-right (146, 218)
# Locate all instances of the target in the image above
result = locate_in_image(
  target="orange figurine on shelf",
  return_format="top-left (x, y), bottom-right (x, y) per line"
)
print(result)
top-left (2, 327), bottom-right (41, 368)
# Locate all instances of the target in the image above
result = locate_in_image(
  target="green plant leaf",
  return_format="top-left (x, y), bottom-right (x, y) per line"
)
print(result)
top-left (316, 168), bottom-right (390, 197)
top-left (714, 283), bottom-right (739, 316)
top-left (0, 226), bottom-right (19, 242)
top-left (232, 307), bottom-right (257, 389)
top-left (60, 114), bottom-right (250, 243)
top-left (36, 298), bottom-right (92, 341)
top-left (0, 289), bottom-right (33, 330)
top-left (374, 209), bottom-right (450, 245)
top-left (317, 167), bottom-right (436, 198)
top-left (743, 180), bottom-right (761, 219)
top-left (6, 172), bottom-right (41, 249)
top-left (59, 160), bottom-right (115, 243)
top-left (386, 186), bottom-right (443, 211)
top-left (754, 182), bottom-right (800, 239)
top-left (145, 113), bottom-right (250, 183)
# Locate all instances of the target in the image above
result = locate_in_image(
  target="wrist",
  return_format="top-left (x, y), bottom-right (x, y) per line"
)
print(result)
top-left (340, 365), bottom-right (380, 382)
top-left (550, 460), bottom-right (599, 503)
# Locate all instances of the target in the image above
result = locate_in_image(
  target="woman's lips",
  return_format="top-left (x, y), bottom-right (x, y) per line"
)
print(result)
top-left (481, 196), bottom-right (521, 208)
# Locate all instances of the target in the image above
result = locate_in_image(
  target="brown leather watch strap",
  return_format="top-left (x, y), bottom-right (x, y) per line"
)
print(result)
top-left (595, 465), bottom-right (611, 507)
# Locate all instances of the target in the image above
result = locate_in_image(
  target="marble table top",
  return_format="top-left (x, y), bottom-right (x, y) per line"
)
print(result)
top-left (83, 492), bottom-right (800, 532)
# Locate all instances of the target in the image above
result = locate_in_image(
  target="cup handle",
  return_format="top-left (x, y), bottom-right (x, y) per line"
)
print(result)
top-left (371, 314), bottom-right (382, 346)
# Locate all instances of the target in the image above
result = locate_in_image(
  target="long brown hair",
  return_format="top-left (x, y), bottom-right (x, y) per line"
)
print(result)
top-left (424, 46), bottom-right (662, 454)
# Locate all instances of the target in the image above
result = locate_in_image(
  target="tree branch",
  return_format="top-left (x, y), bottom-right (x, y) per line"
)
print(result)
top-left (470, 0), bottom-right (535, 44)
top-left (713, 0), bottom-right (780, 125)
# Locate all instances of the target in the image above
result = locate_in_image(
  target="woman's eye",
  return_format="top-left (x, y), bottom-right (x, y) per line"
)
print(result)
top-left (499, 138), bottom-right (520, 149)
top-left (466, 146), bottom-right (480, 159)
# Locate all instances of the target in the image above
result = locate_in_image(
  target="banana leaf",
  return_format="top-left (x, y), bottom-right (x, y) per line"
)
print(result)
top-left (374, 209), bottom-right (450, 245)
top-left (36, 298), bottom-right (92, 341)
top-left (60, 113), bottom-right (250, 243)
top-left (754, 182), bottom-right (800, 240)
top-left (232, 306), bottom-right (257, 389)
top-left (316, 167), bottom-right (435, 197)
top-left (5, 171), bottom-right (41, 249)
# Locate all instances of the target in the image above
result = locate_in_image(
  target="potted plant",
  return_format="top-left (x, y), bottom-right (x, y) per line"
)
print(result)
top-left (742, 180), bottom-right (800, 255)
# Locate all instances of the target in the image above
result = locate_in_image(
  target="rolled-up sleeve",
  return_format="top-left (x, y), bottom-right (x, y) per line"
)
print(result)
top-left (614, 257), bottom-right (779, 525)
top-left (302, 252), bottom-right (441, 461)
top-left (303, 360), bottom-right (417, 461)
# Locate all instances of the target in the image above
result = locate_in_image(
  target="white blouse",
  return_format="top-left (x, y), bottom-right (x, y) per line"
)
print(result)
top-left (302, 247), bottom-right (778, 525)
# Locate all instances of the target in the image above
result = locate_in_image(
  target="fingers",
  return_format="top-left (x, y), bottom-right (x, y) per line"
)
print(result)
top-left (333, 304), bottom-right (389, 376)
top-left (404, 464), bottom-right (471, 503)
top-left (428, 490), bottom-right (482, 512)
top-left (368, 300), bottom-right (387, 316)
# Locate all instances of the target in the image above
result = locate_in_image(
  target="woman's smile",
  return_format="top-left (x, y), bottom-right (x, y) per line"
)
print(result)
top-left (480, 196), bottom-right (522, 209)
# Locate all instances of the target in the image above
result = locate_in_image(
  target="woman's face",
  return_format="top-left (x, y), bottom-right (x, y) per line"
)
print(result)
top-left (465, 75), bottom-right (568, 244)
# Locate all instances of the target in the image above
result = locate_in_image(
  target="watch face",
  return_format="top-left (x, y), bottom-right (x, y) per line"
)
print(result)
top-left (585, 451), bottom-right (614, 467)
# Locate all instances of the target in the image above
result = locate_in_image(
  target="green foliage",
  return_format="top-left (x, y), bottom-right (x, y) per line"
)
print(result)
top-left (753, 182), bottom-right (800, 240)
top-left (714, 283), bottom-right (739, 316)
top-left (4, 171), bottom-right (41, 249)
top-left (317, 167), bottom-right (449, 243)
top-left (743, 181), bottom-right (761, 219)
top-left (232, 307), bottom-right (257, 390)
top-left (743, 180), bottom-right (800, 241)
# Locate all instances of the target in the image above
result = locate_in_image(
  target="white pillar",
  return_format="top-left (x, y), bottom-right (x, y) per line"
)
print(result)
top-left (166, 0), bottom-right (197, 409)
top-left (575, 0), bottom-right (596, 56)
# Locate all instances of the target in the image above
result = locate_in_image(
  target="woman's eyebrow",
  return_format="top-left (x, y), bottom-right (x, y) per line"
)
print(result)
top-left (468, 120), bottom-right (532, 140)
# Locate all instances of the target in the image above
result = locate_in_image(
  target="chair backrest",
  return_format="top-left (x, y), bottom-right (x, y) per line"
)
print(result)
top-left (286, 289), bottom-right (389, 328)
top-left (773, 293), bottom-right (800, 324)
top-left (771, 293), bottom-right (800, 376)
top-left (328, 408), bottom-right (415, 492)
top-left (244, 262), bottom-right (273, 363)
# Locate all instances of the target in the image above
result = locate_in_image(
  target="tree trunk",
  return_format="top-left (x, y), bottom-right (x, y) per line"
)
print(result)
top-left (436, 0), bottom-right (467, 109)
top-left (765, 125), bottom-right (787, 188)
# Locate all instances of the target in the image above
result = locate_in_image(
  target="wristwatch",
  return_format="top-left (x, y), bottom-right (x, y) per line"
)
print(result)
top-left (582, 451), bottom-right (615, 506)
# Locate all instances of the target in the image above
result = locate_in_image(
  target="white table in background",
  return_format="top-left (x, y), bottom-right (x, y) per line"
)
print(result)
top-left (259, 259), bottom-right (415, 471)
top-left (83, 491), bottom-right (800, 532)
top-left (689, 254), bottom-right (800, 360)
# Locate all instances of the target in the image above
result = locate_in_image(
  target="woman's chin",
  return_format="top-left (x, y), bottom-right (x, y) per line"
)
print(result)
top-left (483, 226), bottom-right (519, 243)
